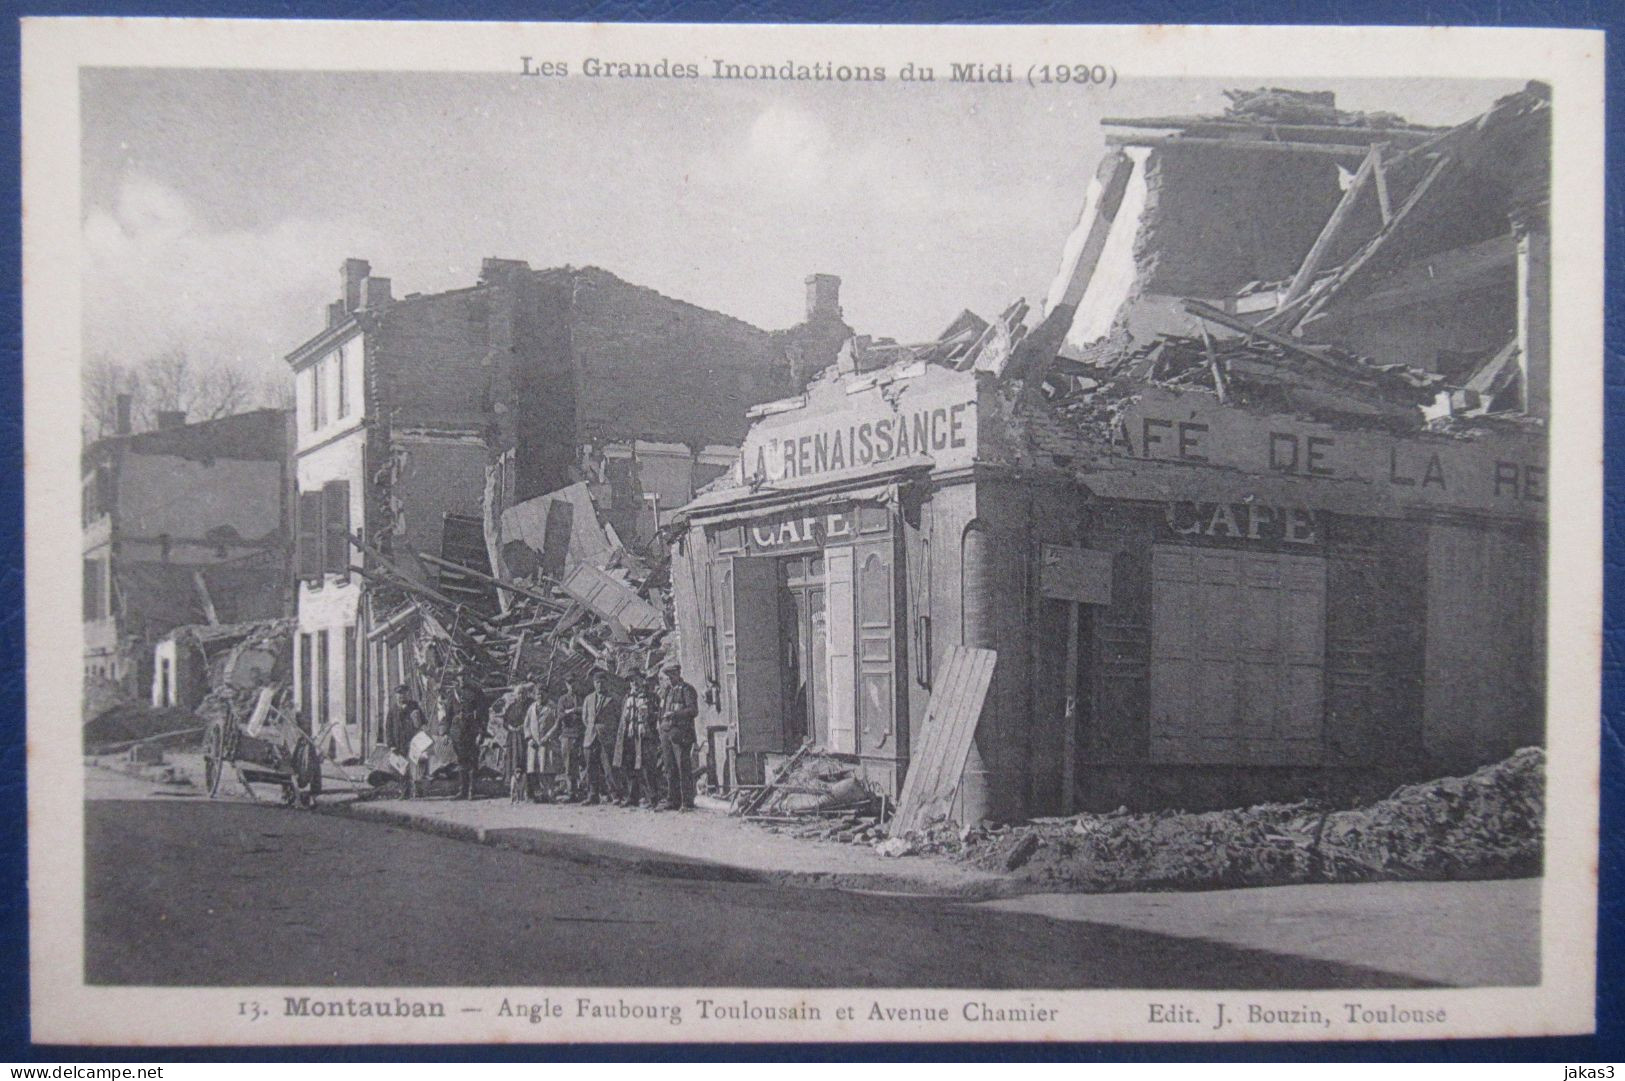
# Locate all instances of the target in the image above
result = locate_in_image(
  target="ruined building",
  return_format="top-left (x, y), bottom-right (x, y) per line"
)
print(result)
top-left (671, 84), bottom-right (1549, 820)
top-left (287, 257), bottom-right (848, 754)
top-left (82, 406), bottom-right (292, 706)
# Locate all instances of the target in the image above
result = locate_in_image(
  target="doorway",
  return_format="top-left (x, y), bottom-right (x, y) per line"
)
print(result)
top-left (780, 553), bottom-right (829, 749)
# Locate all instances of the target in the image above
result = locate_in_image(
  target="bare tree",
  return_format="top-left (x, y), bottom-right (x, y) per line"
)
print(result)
top-left (84, 348), bottom-right (288, 440)
top-left (257, 370), bottom-right (294, 412)
top-left (81, 354), bottom-right (142, 442)
top-left (135, 347), bottom-right (256, 426)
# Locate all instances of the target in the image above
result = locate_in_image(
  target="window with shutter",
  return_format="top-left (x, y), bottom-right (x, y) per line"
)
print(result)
top-left (297, 490), bottom-right (324, 581)
top-left (323, 480), bottom-right (351, 578)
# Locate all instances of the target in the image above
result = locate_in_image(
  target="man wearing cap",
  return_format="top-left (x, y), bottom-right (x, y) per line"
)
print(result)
top-left (657, 662), bottom-right (700, 811)
top-left (579, 668), bottom-right (623, 806)
top-left (445, 669), bottom-right (491, 801)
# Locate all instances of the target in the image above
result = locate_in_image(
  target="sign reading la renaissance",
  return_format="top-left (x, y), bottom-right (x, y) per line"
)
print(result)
top-left (742, 382), bottom-right (978, 484)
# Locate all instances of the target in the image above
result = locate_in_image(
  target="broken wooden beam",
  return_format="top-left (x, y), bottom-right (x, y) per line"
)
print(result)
top-left (1105, 133), bottom-right (1374, 158)
top-left (416, 550), bottom-right (569, 612)
top-left (1296, 154), bottom-right (1452, 327)
top-left (1099, 117), bottom-right (1438, 145)
top-left (1279, 144), bottom-right (1380, 308)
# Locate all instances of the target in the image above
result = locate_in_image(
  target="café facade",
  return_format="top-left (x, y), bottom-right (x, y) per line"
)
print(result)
top-left (668, 361), bottom-right (1546, 821)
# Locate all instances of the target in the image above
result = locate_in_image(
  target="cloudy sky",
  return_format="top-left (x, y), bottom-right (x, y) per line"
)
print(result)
top-left (81, 70), bottom-right (1523, 386)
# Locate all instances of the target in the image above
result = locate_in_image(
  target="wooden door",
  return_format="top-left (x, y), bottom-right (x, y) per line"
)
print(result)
top-left (855, 537), bottom-right (897, 756)
top-left (825, 547), bottom-right (856, 753)
top-left (722, 556), bottom-right (784, 756)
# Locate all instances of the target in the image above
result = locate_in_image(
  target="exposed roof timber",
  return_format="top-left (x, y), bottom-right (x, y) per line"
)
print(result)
top-left (1100, 117), bottom-right (1439, 144)
top-left (1295, 155), bottom-right (1453, 327)
top-left (1104, 133), bottom-right (1372, 157)
top-left (1373, 150), bottom-right (1393, 223)
top-left (1280, 145), bottom-right (1382, 308)
top-left (1302, 234), bottom-right (1516, 325)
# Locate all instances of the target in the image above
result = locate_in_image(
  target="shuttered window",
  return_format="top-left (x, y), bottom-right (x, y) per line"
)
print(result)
top-left (323, 480), bottom-right (351, 578)
top-left (1149, 546), bottom-right (1326, 765)
top-left (297, 491), bottom-right (324, 581)
top-left (82, 559), bottom-right (105, 620)
top-left (297, 482), bottom-right (353, 582)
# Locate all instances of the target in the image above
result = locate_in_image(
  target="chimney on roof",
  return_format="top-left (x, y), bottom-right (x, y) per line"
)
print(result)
top-left (155, 410), bottom-right (186, 431)
top-left (361, 276), bottom-right (393, 309)
top-left (806, 274), bottom-right (842, 323)
top-left (115, 393), bottom-right (132, 436)
top-left (341, 258), bottom-right (371, 313)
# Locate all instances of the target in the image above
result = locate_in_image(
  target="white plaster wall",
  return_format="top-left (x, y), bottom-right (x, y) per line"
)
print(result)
top-left (294, 329), bottom-right (366, 454)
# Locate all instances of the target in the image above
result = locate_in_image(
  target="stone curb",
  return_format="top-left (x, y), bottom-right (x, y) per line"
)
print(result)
top-left (322, 799), bottom-right (1016, 900)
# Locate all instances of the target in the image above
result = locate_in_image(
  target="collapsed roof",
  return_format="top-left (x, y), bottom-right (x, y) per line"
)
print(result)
top-left (796, 83), bottom-right (1549, 447)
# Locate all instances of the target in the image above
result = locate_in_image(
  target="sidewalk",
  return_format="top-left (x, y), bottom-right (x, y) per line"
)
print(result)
top-left (332, 792), bottom-right (1009, 897)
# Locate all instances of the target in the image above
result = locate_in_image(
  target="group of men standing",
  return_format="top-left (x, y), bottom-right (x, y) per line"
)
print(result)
top-left (382, 663), bottom-right (700, 811)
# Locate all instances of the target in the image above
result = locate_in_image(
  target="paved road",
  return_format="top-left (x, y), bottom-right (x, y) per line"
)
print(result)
top-left (86, 788), bottom-right (1438, 990)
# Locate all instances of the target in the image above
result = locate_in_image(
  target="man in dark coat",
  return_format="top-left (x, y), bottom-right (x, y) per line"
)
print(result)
top-left (615, 674), bottom-right (663, 809)
top-left (384, 684), bottom-right (428, 799)
top-left (556, 680), bottom-right (585, 801)
top-left (657, 663), bottom-right (700, 811)
top-left (579, 669), bottom-right (622, 806)
top-left (445, 670), bottom-right (490, 801)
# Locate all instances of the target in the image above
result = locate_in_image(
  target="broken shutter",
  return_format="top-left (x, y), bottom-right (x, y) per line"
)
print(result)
top-left (323, 480), bottom-right (351, 577)
top-left (726, 556), bottom-right (785, 755)
top-left (297, 490), bottom-right (324, 581)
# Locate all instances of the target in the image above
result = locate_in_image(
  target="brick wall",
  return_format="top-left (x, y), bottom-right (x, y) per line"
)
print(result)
top-left (1138, 144), bottom-right (1353, 297)
top-left (563, 267), bottom-right (793, 447)
top-left (372, 287), bottom-right (501, 431)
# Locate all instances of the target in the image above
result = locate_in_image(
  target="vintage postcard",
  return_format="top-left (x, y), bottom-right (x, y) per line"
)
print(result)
top-left (21, 18), bottom-right (1604, 1045)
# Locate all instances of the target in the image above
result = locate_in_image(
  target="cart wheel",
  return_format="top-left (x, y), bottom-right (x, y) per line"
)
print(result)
top-left (289, 738), bottom-right (322, 809)
top-left (202, 721), bottom-right (225, 799)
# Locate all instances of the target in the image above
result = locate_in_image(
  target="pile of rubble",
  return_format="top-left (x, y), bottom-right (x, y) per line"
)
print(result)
top-left (358, 481), bottom-right (675, 775)
top-left (734, 743), bottom-right (884, 822)
top-left (868, 749), bottom-right (1544, 891)
top-left (1221, 87), bottom-right (1420, 131)
top-left (1039, 305), bottom-right (1452, 429)
top-left (191, 619), bottom-right (296, 729)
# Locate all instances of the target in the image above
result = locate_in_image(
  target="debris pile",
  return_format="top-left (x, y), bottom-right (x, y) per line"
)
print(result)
top-left (1039, 298), bottom-right (1451, 429)
top-left (191, 620), bottom-right (296, 730)
top-left (831, 299), bottom-right (1036, 380)
top-left (734, 742), bottom-right (883, 821)
top-left (1221, 87), bottom-right (1420, 131)
top-left (360, 481), bottom-right (675, 762)
top-left (865, 749), bottom-right (1544, 891)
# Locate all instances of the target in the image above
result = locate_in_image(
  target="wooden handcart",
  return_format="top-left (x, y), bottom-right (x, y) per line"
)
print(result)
top-left (201, 685), bottom-right (325, 808)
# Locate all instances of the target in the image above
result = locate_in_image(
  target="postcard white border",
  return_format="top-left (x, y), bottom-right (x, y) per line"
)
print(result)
top-left (22, 18), bottom-right (1605, 1045)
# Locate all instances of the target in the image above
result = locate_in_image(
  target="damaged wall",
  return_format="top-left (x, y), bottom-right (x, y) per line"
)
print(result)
top-left (1137, 143), bottom-right (1350, 297)
top-left (565, 267), bottom-right (794, 447)
top-left (114, 454), bottom-right (283, 557)
top-left (371, 287), bottom-right (503, 432)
